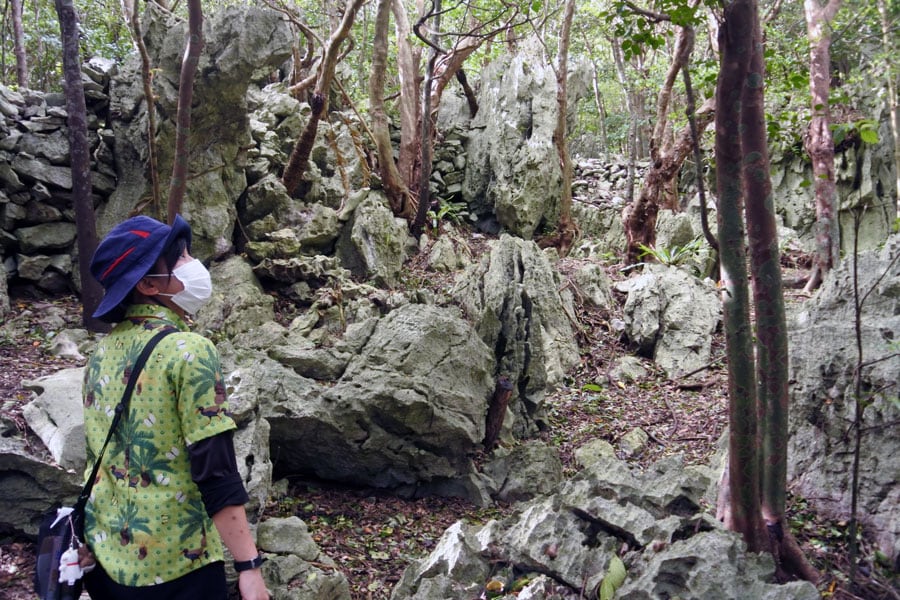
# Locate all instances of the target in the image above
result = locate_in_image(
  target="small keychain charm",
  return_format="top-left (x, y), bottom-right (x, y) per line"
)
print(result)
top-left (58, 545), bottom-right (84, 585)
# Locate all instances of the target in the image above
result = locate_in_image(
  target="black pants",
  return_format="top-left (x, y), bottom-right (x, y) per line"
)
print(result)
top-left (85, 560), bottom-right (227, 600)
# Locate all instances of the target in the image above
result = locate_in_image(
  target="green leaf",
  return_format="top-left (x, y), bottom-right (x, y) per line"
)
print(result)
top-left (598, 578), bottom-right (616, 600)
top-left (860, 128), bottom-right (879, 144)
top-left (607, 555), bottom-right (627, 588)
top-left (799, 179), bottom-right (812, 188)
top-left (582, 383), bottom-right (603, 392)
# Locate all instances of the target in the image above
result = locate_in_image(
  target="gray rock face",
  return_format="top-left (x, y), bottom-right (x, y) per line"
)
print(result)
top-left (256, 516), bottom-right (351, 600)
top-left (103, 4), bottom-right (294, 260)
top-left (259, 303), bottom-right (495, 495)
top-left (787, 236), bottom-right (900, 565)
top-left (193, 255), bottom-right (275, 339)
top-left (21, 367), bottom-right (86, 472)
top-left (462, 53), bottom-right (562, 238)
top-left (616, 264), bottom-right (720, 378)
top-left (452, 235), bottom-right (580, 438)
top-left (0, 435), bottom-right (81, 537)
top-left (336, 191), bottom-right (412, 286)
top-left (391, 454), bottom-right (818, 600)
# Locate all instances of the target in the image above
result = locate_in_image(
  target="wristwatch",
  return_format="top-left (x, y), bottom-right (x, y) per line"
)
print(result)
top-left (234, 554), bottom-right (266, 572)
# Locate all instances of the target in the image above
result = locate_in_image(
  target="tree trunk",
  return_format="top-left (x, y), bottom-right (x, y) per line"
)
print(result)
top-left (411, 0), bottom-right (441, 237)
top-left (282, 0), bottom-right (365, 196)
top-left (717, 0), bottom-right (819, 581)
top-left (369, 0), bottom-right (410, 216)
top-left (122, 0), bottom-right (162, 219)
top-left (392, 0), bottom-right (420, 217)
top-left (166, 0), bottom-right (203, 223)
top-left (11, 0), bottom-right (28, 88)
top-left (877, 0), bottom-right (900, 217)
top-left (802, 0), bottom-right (842, 293)
top-left (623, 97), bottom-right (715, 265)
top-left (541, 0), bottom-right (578, 257)
top-left (54, 0), bottom-right (106, 331)
top-left (623, 25), bottom-right (694, 264)
top-left (714, 0), bottom-right (765, 553)
top-left (744, 6), bottom-right (820, 582)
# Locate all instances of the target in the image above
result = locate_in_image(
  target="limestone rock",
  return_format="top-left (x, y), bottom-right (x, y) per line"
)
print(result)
top-left (452, 235), bottom-right (580, 438)
top-left (786, 236), bottom-right (900, 564)
top-left (22, 367), bottom-right (86, 472)
top-left (616, 264), bottom-right (720, 378)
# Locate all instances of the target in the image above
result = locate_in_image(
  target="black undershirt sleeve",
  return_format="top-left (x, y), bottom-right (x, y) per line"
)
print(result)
top-left (187, 431), bottom-right (250, 517)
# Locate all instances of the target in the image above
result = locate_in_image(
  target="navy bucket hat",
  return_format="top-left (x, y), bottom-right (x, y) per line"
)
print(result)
top-left (90, 214), bottom-right (192, 320)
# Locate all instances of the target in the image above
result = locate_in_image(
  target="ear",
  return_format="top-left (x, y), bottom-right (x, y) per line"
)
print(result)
top-left (135, 276), bottom-right (161, 296)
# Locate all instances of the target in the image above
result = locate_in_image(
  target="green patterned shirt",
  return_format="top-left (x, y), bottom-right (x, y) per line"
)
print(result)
top-left (82, 304), bottom-right (236, 586)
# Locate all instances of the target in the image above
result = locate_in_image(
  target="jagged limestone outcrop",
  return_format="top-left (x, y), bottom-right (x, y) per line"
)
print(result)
top-left (787, 235), bottom-right (900, 565)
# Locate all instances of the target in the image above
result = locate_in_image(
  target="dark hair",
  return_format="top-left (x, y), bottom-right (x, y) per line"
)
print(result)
top-left (158, 236), bottom-right (190, 275)
top-left (100, 236), bottom-right (190, 323)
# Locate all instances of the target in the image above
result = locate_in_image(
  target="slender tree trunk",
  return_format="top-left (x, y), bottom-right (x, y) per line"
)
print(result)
top-left (715, 0), bottom-right (764, 553)
top-left (877, 0), bottom-right (900, 215)
top-left (54, 0), bottom-right (106, 331)
top-left (716, 0), bottom-right (819, 581)
top-left (542, 0), bottom-right (578, 256)
top-left (122, 0), bottom-right (162, 219)
top-left (742, 6), bottom-right (819, 582)
top-left (411, 0), bottom-right (440, 237)
top-left (166, 0), bottom-right (203, 223)
top-left (392, 0), bottom-right (420, 216)
top-left (369, 0), bottom-right (410, 216)
top-left (623, 26), bottom-right (695, 264)
top-left (802, 0), bottom-right (842, 293)
top-left (11, 0), bottom-right (27, 87)
top-left (282, 0), bottom-right (365, 196)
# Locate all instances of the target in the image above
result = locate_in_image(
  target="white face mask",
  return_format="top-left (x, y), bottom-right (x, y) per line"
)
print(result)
top-left (151, 259), bottom-right (213, 314)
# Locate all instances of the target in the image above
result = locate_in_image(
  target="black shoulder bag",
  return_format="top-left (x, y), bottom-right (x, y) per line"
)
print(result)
top-left (34, 327), bottom-right (175, 600)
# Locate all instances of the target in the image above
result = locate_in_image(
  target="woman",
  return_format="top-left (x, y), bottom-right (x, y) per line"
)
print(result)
top-left (83, 214), bottom-right (268, 600)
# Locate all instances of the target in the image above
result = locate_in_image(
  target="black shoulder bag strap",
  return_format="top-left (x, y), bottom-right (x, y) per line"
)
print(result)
top-left (73, 327), bottom-right (176, 515)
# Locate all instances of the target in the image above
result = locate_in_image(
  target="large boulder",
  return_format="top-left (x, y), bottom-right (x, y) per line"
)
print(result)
top-left (249, 303), bottom-right (496, 500)
top-left (21, 367), bottom-right (86, 472)
top-left (452, 235), bottom-right (580, 439)
top-left (193, 254), bottom-right (275, 339)
top-left (102, 4), bottom-right (294, 259)
top-left (335, 191), bottom-right (412, 286)
top-left (787, 236), bottom-right (900, 565)
top-left (462, 52), bottom-right (562, 238)
top-left (616, 264), bottom-right (720, 378)
top-left (0, 435), bottom-right (81, 537)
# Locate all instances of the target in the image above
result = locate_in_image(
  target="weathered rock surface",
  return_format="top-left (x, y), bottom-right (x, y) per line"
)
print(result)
top-left (787, 235), bottom-right (900, 565)
top-left (616, 264), bottom-right (720, 378)
top-left (452, 235), bottom-right (580, 438)
top-left (391, 454), bottom-right (819, 600)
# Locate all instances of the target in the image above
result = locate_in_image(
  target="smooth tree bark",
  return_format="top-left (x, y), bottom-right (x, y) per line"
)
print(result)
top-left (54, 0), bottom-right (106, 331)
top-left (541, 0), bottom-right (578, 256)
top-left (392, 0), bottom-right (423, 199)
top-left (369, 0), bottom-right (411, 216)
top-left (741, 5), bottom-right (818, 581)
top-left (714, 0), bottom-right (763, 552)
top-left (167, 0), bottom-right (203, 223)
top-left (877, 0), bottom-right (900, 214)
top-left (802, 0), bottom-right (842, 293)
top-left (122, 0), bottom-right (162, 218)
top-left (11, 0), bottom-right (28, 87)
top-left (411, 0), bottom-right (441, 237)
top-left (282, 0), bottom-right (366, 196)
top-left (716, 0), bottom-right (818, 582)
